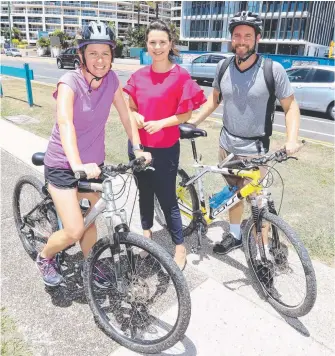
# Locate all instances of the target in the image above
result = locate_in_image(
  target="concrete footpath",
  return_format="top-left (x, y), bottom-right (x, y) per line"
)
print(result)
top-left (0, 118), bottom-right (334, 356)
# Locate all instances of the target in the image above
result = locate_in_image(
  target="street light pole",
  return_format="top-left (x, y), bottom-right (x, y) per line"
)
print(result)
top-left (8, 1), bottom-right (12, 46)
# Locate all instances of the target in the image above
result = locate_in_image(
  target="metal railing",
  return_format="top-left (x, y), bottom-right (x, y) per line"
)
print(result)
top-left (64, 19), bottom-right (79, 24)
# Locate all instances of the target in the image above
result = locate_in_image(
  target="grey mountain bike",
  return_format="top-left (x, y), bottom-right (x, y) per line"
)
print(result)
top-left (13, 153), bottom-right (191, 354)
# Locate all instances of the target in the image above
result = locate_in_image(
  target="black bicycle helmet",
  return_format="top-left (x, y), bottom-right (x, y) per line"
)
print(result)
top-left (77, 21), bottom-right (116, 49)
top-left (229, 11), bottom-right (263, 35)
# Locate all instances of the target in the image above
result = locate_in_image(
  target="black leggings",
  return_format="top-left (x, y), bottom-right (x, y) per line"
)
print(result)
top-left (128, 140), bottom-right (184, 245)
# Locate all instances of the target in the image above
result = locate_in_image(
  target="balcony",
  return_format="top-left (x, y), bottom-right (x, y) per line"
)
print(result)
top-left (99, 3), bottom-right (117, 10)
top-left (82, 10), bottom-right (97, 17)
top-left (26, 1), bottom-right (42, 4)
top-left (12, 8), bottom-right (26, 14)
top-left (81, 2), bottom-right (98, 8)
top-left (117, 14), bottom-right (132, 20)
top-left (99, 11), bottom-right (117, 18)
top-left (63, 10), bottom-right (80, 16)
top-left (63, 1), bottom-right (80, 7)
top-left (46, 25), bottom-right (61, 32)
top-left (44, 1), bottom-right (62, 6)
top-left (28, 17), bottom-right (43, 23)
top-left (118, 5), bottom-right (133, 12)
top-left (1, 17), bottom-right (9, 22)
top-left (29, 26), bottom-right (43, 31)
top-left (27, 9), bottom-right (43, 14)
top-left (12, 18), bottom-right (26, 23)
top-left (45, 9), bottom-right (62, 14)
top-left (45, 17), bottom-right (61, 24)
top-left (63, 18), bottom-right (79, 25)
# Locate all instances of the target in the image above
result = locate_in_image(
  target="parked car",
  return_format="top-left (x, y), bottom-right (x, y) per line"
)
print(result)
top-left (56, 47), bottom-right (80, 69)
top-left (180, 52), bottom-right (234, 83)
top-left (285, 65), bottom-right (335, 120)
top-left (5, 48), bottom-right (22, 57)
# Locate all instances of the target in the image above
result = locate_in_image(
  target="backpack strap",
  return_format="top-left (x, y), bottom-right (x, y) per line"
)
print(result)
top-left (217, 56), bottom-right (234, 104)
top-left (263, 58), bottom-right (276, 137)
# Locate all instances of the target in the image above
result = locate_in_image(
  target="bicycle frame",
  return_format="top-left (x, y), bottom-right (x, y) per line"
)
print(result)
top-left (179, 163), bottom-right (262, 222)
top-left (52, 176), bottom-right (133, 292)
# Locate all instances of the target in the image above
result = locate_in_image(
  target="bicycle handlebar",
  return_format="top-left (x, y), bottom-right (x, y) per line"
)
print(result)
top-left (221, 140), bottom-right (305, 169)
top-left (74, 157), bottom-right (149, 180)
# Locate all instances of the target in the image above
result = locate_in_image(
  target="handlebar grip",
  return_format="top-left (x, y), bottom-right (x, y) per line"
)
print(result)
top-left (74, 171), bottom-right (87, 180)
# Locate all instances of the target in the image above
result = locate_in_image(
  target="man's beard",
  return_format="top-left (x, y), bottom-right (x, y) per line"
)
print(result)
top-left (232, 44), bottom-right (255, 59)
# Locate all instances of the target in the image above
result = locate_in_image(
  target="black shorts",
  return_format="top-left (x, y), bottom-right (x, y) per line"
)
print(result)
top-left (44, 164), bottom-right (103, 190)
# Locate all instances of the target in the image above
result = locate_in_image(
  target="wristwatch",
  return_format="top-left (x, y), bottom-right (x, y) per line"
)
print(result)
top-left (132, 144), bottom-right (144, 151)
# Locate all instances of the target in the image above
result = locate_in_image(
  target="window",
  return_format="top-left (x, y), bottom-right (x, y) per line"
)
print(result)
top-left (193, 55), bottom-right (209, 64)
top-left (312, 70), bottom-right (334, 83)
top-left (287, 68), bottom-right (311, 82)
top-left (209, 55), bottom-right (225, 63)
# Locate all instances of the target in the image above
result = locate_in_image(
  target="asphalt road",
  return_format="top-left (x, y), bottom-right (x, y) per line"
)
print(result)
top-left (1, 56), bottom-right (334, 144)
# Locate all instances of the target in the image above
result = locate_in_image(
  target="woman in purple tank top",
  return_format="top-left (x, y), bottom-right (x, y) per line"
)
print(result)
top-left (36, 21), bottom-right (151, 287)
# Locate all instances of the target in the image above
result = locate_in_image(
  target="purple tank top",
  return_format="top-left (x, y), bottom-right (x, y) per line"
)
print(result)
top-left (44, 69), bottom-right (119, 169)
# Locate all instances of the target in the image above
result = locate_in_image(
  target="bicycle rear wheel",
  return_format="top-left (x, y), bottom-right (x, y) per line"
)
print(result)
top-left (154, 168), bottom-right (199, 237)
top-left (13, 175), bottom-right (58, 260)
top-left (242, 211), bottom-right (317, 317)
top-left (83, 232), bottom-right (191, 354)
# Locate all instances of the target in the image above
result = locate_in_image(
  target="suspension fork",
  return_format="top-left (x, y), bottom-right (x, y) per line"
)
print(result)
top-left (266, 192), bottom-right (280, 250)
top-left (250, 197), bottom-right (267, 262)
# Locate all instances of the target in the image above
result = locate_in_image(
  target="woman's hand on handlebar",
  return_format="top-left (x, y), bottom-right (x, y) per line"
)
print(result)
top-left (134, 150), bottom-right (152, 165)
top-left (73, 163), bottom-right (101, 179)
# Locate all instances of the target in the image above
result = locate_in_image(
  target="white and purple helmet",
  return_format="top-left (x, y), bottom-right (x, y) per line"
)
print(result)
top-left (77, 21), bottom-right (116, 49)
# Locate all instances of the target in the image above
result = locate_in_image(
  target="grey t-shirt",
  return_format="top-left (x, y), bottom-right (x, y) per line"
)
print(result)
top-left (212, 56), bottom-right (293, 155)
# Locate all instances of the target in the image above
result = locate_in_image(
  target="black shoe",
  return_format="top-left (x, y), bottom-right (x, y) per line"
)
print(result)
top-left (213, 232), bottom-right (242, 255)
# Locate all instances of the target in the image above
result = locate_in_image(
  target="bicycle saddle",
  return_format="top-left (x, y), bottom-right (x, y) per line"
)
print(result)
top-left (179, 123), bottom-right (207, 139)
top-left (32, 152), bottom-right (45, 166)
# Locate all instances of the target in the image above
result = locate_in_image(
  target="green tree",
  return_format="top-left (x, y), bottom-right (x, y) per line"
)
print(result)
top-left (107, 21), bottom-right (116, 31)
top-left (169, 23), bottom-right (180, 45)
top-left (125, 26), bottom-right (146, 47)
top-left (12, 27), bottom-right (21, 40)
top-left (37, 37), bottom-right (50, 48)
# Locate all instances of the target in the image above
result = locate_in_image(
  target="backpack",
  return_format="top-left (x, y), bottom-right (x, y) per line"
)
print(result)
top-left (217, 56), bottom-right (276, 139)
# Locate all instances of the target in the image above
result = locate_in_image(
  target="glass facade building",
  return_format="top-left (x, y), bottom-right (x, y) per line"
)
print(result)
top-left (180, 1), bottom-right (335, 57)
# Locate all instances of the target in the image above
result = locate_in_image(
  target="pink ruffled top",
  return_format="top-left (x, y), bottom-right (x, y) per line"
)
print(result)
top-left (123, 64), bottom-right (206, 148)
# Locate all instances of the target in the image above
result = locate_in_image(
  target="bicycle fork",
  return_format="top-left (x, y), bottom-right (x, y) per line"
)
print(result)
top-left (103, 179), bottom-right (130, 294)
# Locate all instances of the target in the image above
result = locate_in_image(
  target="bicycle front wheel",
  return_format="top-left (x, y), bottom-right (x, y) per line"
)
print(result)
top-left (83, 232), bottom-right (191, 354)
top-left (13, 175), bottom-right (58, 260)
top-left (243, 211), bottom-right (317, 317)
top-left (154, 168), bottom-right (199, 237)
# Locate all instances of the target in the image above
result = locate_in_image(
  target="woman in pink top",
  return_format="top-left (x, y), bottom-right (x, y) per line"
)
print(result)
top-left (124, 20), bottom-right (206, 270)
top-left (36, 21), bottom-right (150, 287)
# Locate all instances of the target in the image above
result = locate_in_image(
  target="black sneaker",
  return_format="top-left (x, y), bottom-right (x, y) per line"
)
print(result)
top-left (213, 232), bottom-right (242, 255)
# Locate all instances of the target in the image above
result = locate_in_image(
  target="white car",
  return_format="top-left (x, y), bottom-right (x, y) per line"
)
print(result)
top-left (286, 65), bottom-right (335, 120)
top-left (180, 52), bottom-right (234, 83)
top-left (5, 48), bottom-right (22, 57)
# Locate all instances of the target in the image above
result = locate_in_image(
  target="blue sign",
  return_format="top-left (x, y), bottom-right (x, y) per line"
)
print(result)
top-left (38, 31), bottom-right (49, 39)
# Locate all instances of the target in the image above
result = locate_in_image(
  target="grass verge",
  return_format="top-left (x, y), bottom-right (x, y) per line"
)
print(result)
top-left (1, 78), bottom-right (334, 265)
top-left (1, 307), bottom-right (33, 356)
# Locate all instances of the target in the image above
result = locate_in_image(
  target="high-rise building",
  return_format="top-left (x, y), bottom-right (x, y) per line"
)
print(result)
top-left (0, 1), bottom-right (172, 44)
top-left (180, 1), bottom-right (335, 57)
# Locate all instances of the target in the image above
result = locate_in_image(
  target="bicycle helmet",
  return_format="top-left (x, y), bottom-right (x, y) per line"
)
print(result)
top-left (77, 21), bottom-right (116, 92)
top-left (229, 11), bottom-right (263, 35)
top-left (229, 12), bottom-right (262, 64)
top-left (77, 21), bottom-right (116, 49)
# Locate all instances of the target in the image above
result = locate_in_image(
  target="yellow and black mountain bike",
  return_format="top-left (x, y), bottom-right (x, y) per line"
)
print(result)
top-left (154, 124), bottom-right (317, 318)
